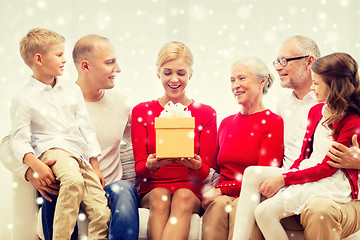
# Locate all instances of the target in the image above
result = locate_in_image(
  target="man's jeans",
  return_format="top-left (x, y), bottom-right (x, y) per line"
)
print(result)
top-left (42, 180), bottom-right (139, 240)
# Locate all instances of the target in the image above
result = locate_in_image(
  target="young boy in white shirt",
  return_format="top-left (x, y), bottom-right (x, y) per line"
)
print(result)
top-left (10, 28), bottom-right (110, 240)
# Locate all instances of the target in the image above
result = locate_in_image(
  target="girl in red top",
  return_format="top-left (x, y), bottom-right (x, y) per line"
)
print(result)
top-left (233, 52), bottom-right (360, 240)
top-left (201, 57), bottom-right (284, 240)
top-left (131, 41), bottom-right (217, 240)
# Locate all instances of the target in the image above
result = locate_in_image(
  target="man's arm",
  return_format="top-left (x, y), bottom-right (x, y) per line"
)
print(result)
top-left (327, 134), bottom-right (360, 170)
top-left (24, 162), bottom-right (60, 202)
top-left (0, 135), bottom-right (59, 202)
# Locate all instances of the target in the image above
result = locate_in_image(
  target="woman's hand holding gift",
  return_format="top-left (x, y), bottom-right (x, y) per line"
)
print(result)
top-left (176, 154), bottom-right (202, 170)
top-left (146, 153), bottom-right (175, 170)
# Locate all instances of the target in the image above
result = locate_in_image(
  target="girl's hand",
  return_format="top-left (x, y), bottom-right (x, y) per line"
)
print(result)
top-left (146, 154), bottom-right (173, 170)
top-left (201, 187), bottom-right (222, 210)
top-left (259, 175), bottom-right (285, 198)
top-left (176, 154), bottom-right (202, 170)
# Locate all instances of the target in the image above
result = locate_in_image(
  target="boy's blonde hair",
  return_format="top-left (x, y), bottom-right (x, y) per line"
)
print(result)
top-left (19, 28), bottom-right (65, 67)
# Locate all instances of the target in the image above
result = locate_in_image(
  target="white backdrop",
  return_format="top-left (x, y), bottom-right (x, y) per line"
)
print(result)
top-left (1, 0), bottom-right (360, 238)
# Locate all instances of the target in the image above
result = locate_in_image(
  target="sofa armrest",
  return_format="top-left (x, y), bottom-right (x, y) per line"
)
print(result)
top-left (12, 174), bottom-right (38, 240)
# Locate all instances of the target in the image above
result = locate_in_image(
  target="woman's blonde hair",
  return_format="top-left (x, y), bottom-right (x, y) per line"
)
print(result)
top-left (19, 28), bottom-right (65, 67)
top-left (231, 56), bottom-right (274, 94)
top-left (156, 41), bottom-right (193, 74)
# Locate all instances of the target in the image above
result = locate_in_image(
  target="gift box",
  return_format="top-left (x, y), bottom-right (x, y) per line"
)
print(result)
top-left (155, 117), bottom-right (195, 158)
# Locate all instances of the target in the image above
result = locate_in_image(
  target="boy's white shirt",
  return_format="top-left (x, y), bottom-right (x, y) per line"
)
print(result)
top-left (10, 77), bottom-right (101, 164)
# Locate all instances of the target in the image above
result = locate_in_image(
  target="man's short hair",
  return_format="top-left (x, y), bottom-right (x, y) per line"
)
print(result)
top-left (72, 34), bottom-right (109, 66)
top-left (19, 28), bottom-right (65, 68)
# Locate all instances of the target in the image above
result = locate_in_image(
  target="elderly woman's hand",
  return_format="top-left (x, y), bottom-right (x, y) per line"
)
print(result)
top-left (176, 154), bottom-right (202, 170)
top-left (327, 134), bottom-right (360, 170)
top-left (201, 187), bottom-right (222, 210)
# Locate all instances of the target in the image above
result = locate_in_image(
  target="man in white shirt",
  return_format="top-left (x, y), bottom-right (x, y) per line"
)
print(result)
top-left (2, 34), bottom-right (139, 240)
top-left (273, 35), bottom-right (360, 239)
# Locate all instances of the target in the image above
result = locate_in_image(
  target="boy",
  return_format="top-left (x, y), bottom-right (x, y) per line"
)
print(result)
top-left (10, 28), bottom-right (110, 240)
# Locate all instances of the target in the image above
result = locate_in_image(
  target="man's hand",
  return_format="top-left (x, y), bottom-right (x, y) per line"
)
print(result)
top-left (94, 168), bottom-right (105, 189)
top-left (176, 154), bottom-right (202, 170)
top-left (259, 175), bottom-right (285, 198)
top-left (201, 187), bottom-right (222, 210)
top-left (25, 159), bottom-right (59, 202)
top-left (327, 134), bottom-right (360, 169)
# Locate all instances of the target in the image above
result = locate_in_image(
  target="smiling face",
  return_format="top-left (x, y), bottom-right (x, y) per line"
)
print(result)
top-left (231, 63), bottom-right (264, 107)
top-left (310, 71), bottom-right (330, 103)
top-left (158, 57), bottom-right (192, 103)
top-left (41, 42), bottom-right (66, 77)
top-left (88, 40), bottom-right (120, 90)
top-left (275, 39), bottom-right (309, 90)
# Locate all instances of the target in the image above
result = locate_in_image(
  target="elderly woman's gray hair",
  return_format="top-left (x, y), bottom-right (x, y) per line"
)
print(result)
top-left (231, 57), bottom-right (274, 94)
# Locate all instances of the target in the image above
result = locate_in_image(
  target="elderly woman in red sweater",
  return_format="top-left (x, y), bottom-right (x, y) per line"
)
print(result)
top-left (233, 53), bottom-right (360, 240)
top-left (131, 41), bottom-right (217, 240)
top-left (201, 57), bottom-right (284, 240)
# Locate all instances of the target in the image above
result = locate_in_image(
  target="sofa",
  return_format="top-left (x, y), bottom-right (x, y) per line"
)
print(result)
top-left (2, 136), bottom-right (360, 240)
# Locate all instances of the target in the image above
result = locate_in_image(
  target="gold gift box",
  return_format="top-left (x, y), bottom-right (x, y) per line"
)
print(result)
top-left (155, 117), bottom-right (195, 158)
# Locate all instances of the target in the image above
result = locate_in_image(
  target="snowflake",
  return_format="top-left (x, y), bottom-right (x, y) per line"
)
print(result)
top-left (78, 213), bottom-right (86, 221)
top-left (198, 126), bottom-right (203, 131)
top-left (138, 117), bottom-right (143, 122)
top-left (36, 197), bottom-right (44, 205)
top-left (318, 11), bottom-right (327, 21)
top-left (110, 184), bottom-right (123, 193)
top-left (156, 16), bottom-right (165, 25)
top-left (237, 6), bottom-right (251, 19)
top-left (225, 205), bottom-right (232, 213)
top-left (234, 173), bottom-right (243, 181)
top-left (25, 7), bottom-right (34, 16)
top-left (148, 110), bottom-right (153, 115)
top-left (36, 0), bottom-right (47, 9)
top-left (56, 17), bottom-right (66, 26)
top-left (250, 193), bottom-right (259, 202)
top-left (339, 0), bottom-right (349, 7)
top-left (188, 132), bottom-right (195, 139)
top-left (170, 217), bottom-right (178, 224)
top-left (162, 195), bottom-right (168, 201)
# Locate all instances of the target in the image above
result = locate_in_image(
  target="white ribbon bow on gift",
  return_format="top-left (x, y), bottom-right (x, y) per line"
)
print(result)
top-left (159, 101), bottom-right (192, 118)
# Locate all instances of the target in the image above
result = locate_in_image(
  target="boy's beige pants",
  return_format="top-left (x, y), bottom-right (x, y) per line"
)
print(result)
top-left (40, 148), bottom-right (110, 240)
